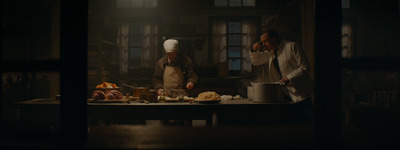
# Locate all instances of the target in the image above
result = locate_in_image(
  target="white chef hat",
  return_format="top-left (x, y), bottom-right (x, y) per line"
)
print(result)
top-left (163, 39), bottom-right (179, 52)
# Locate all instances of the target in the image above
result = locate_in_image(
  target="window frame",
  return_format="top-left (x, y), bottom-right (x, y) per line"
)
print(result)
top-left (128, 23), bottom-right (144, 67)
top-left (226, 20), bottom-right (243, 76)
top-left (341, 17), bottom-right (357, 58)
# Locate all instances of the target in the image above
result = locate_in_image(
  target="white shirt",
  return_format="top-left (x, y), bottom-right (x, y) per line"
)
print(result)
top-left (249, 39), bottom-right (313, 102)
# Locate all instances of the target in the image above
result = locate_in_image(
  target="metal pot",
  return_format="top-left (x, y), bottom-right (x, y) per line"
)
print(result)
top-left (251, 82), bottom-right (282, 103)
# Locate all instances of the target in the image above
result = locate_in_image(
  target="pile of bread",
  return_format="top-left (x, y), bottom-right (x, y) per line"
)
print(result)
top-left (195, 91), bottom-right (221, 101)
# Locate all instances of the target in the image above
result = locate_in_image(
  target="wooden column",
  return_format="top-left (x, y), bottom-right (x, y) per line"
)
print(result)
top-left (60, 0), bottom-right (88, 148)
top-left (314, 0), bottom-right (342, 148)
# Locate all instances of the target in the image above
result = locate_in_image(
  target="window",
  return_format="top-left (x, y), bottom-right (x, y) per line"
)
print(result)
top-left (129, 23), bottom-right (143, 67)
top-left (130, 23), bottom-right (158, 67)
top-left (227, 21), bottom-right (242, 73)
top-left (211, 17), bottom-right (258, 76)
top-left (341, 22), bottom-right (353, 58)
top-left (214, 0), bottom-right (256, 7)
top-left (117, 22), bottom-right (158, 69)
top-left (116, 0), bottom-right (158, 8)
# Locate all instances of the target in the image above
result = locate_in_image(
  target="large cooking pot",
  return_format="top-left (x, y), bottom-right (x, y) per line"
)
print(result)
top-left (251, 82), bottom-right (282, 103)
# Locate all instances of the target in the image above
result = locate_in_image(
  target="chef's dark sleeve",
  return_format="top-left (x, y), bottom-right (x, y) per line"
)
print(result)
top-left (153, 61), bottom-right (164, 90)
top-left (185, 57), bottom-right (198, 85)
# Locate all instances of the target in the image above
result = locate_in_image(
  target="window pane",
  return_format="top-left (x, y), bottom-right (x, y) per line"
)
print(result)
top-left (144, 0), bottom-right (157, 7)
top-left (130, 48), bottom-right (142, 59)
top-left (228, 47), bottom-right (241, 57)
top-left (342, 23), bottom-right (352, 58)
top-left (342, 36), bottom-right (349, 46)
top-left (227, 35), bottom-right (241, 46)
top-left (130, 35), bottom-right (143, 46)
top-left (229, 0), bottom-right (241, 7)
top-left (228, 22), bottom-right (241, 33)
top-left (130, 23), bottom-right (143, 34)
top-left (243, 0), bottom-right (255, 6)
top-left (131, 0), bottom-right (143, 8)
top-left (229, 59), bottom-right (241, 70)
top-left (116, 0), bottom-right (130, 8)
top-left (342, 47), bottom-right (351, 58)
top-left (215, 0), bottom-right (227, 7)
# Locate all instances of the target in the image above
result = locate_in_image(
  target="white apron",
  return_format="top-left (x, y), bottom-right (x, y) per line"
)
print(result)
top-left (163, 65), bottom-right (185, 91)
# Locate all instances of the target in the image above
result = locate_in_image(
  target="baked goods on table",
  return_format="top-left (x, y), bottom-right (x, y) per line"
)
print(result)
top-left (96, 82), bottom-right (118, 89)
top-left (91, 89), bottom-right (123, 100)
top-left (92, 82), bottom-right (122, 100)
top-left (105, 90), bottom-right (123, 100)
top-left (195, 91), bottom-right (221, 101)
top-left (184, 96), bottom-right (195, 101)
top-left (92, 90), bottom-right (106, 100)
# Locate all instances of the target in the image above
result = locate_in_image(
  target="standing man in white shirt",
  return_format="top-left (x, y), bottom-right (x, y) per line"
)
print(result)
top-left (250, 30), bottom-right (313, 103)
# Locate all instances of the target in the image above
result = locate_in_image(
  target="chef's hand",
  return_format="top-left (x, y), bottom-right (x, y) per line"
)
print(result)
top-left (252, 41), bottom-right (261, 51)
top-left (157, 89), bottom-right (164, 95)
top-left (279, 77), bottom-right (290, 86)
top-left (186, 82), bottom-right (194, 90)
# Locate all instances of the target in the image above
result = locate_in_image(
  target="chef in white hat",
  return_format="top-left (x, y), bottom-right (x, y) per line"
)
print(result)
top-left (153, 39), bottom-right (198, 96)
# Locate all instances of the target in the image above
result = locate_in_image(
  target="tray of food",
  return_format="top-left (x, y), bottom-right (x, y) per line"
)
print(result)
top-left (89, 82), bottom-right (128, 102)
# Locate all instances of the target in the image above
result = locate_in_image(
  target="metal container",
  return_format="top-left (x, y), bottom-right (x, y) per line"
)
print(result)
top-left (133, 87), bottom-right (149, 98)
top-left (247, 86), bottom-right (253, 100)
top-left (121, 84), bottom-right (149, 98)
top-left (251, 82), bottom-right (282, 103)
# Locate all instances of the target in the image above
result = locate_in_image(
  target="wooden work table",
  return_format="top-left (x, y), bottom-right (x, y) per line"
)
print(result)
top-left (10, 98), bottom-right (314, 149)
top-left (15, 98), bottom-right (311, 126)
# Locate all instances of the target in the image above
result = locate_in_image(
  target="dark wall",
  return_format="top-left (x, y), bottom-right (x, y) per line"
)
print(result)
top-left (346, 0), bottom-right (400, 58)
top-left (2, 0), bottom-right (53, 61)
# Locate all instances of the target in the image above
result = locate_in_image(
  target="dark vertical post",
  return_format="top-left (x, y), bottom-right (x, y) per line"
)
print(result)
top-left (0, 5), bottom-right (3, 139)
top-left (314, 0), bottom-right (342, 148)
top-left (60, 0), bottom-right (88, 148)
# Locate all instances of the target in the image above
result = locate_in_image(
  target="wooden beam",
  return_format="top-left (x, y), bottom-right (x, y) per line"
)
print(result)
top-left (314, 0), bottom-right (342, 148)
top-left (60, 0), bottom-right (88, 148)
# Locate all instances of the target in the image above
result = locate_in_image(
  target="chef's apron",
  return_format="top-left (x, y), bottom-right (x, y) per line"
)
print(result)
top-left (163, 65), bottom-right (187, 95)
